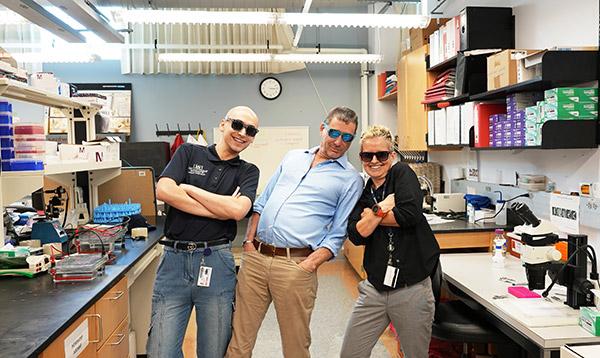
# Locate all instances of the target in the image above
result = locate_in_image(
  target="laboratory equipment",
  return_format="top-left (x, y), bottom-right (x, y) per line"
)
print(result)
top-left (0, 252), bottom-right (51, 278)
top-left (51, 253), bottom-right (107, 283)
top-left (512, 202), bottom-right (597, 308)
top-left (431, 193), bottom-right (466, 213)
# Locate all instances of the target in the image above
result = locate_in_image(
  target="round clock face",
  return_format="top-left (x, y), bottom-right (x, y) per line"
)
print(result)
top-left (260, 77), bottom-right (282, 100)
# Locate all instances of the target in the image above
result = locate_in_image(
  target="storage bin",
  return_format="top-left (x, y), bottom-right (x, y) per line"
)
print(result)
top-left (0, 124), bottom-right (13, 136)
top-left (1, 148), bottom-right (14, 160)
top-left (0, 113), bottom-right (12, 124)
top-left (14, 124), bottom-right (44, 135)
top-left (0, 136), bottom-right (14, 148)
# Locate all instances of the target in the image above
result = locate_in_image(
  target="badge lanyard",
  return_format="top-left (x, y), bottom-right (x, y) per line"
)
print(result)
top-left (371, 185), bottom-right (395, 266)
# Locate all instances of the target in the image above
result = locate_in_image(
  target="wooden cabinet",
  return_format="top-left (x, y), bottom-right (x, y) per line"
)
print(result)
top-left (39, 276), bottom-right (129, 358)
top-left (344, 231), bottom-right (494, 278)
top-left (97, 316), bottom-right (129, 358)
top-left (95, 277), bottom-right (129, 349)
top-left (397, 45), bottom-right (430, 151)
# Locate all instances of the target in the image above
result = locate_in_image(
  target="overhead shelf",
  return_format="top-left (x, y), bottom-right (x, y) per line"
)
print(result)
top-left (378, 90), bottom-right (397, 101)
top-left (0, 79), bottom-right (101, 110)
top-left (427, 55), bottom-right (457, 73)
top-left (471, 120), bottom-right (598, 150)
top-left (0, 170), bottom-right (44, 205)
top-left (44, 160), bottom-right (122, 176)
top-left (470, 50), bottom-right (598, 101)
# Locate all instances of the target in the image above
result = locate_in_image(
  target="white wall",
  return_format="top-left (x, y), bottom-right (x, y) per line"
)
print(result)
top-left (428, 0), bottom-right (600, 244)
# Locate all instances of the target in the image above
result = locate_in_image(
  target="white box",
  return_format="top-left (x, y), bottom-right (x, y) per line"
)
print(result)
top-left (434, 109), bottom-right (447, 145)
top-left (516, 50), bottom-right (545, 83)
top-left (29, 72), bottom-right (58, 94)
top-left (460, 102), bottom-right (475, 145)
top-left (58, 141), bottom-right (119, 162)
top-left (427, 111), bottom-right (435, 146)
top-left (446, 106), bottom-right (461, 145)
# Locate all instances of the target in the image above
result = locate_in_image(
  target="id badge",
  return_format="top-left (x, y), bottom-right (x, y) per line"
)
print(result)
top-left (197, 266), bottom-right (213, 287)
top-left (383, 265), bottom-right (399, 288)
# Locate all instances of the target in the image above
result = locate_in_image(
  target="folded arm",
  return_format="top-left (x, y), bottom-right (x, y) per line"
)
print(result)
top-left (181, 184), bottom-right (252, 221)
top-left (156, 177), bottom-right (221, 219)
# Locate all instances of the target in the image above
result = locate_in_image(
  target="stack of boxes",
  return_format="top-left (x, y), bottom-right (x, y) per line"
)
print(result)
top-left (0, 100), bottom-right (45, 171)
top-left (525, 87), bottom-right (598, 146)
top-left (488, 93), bottom-right (541, 147)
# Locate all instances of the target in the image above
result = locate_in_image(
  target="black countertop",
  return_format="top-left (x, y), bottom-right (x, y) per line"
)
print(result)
top-left (0, 217), bottom-right (164, 358)
top-left (430, 219), bottom-right (512, 234)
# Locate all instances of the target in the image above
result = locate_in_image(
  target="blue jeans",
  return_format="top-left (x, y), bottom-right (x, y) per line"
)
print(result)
top-left (147, 243), bottom-right (236, 358)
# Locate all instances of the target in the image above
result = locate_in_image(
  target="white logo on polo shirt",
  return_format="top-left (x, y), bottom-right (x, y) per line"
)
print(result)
top-left (188, 164), bottom-right (208, 176)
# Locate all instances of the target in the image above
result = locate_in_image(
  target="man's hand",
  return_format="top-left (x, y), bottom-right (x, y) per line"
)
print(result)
top-left (378, 193), bottom-right (395, 213)
top-left (361, 207), bottom-right (374, 218)
top-left (243, 240), bottom-right (256, 252)
top-left (299, 259), bottom-right (317, 273)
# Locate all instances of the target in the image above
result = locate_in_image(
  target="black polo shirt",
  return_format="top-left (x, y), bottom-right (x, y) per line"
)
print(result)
top-left (160, 143), bottom-right (259, 242)
top-left (347, 162), bottom-right (440, 292)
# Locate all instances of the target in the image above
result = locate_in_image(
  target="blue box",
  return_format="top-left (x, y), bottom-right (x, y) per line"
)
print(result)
top-left (0, 114), bottom-right (12, 124)
top-left (1, 148), bottom-right (14, 160)
top-left (0, 124), bottom-right (13, 136)
top-left (0, 136), bottom-right (14, 148)
top-left (0, 101), bottom-right (12, 112)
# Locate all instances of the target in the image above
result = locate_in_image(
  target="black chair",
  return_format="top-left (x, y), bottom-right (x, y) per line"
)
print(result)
top-left (431, 260), bottom-right (514, 358)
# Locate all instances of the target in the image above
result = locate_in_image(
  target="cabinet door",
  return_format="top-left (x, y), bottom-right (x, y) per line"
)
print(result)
top-left (397, 45), bottom-right (430, 151)
top-left (39, 307), bottom-right (97, 358)
top-left (97, 316), bottom-right (129, 358)
top-left (95, 277), bottom-right (128, 349)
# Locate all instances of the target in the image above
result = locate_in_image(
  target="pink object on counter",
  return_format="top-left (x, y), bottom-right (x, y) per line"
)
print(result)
top-left (508, 286), bottom-right (541, 298)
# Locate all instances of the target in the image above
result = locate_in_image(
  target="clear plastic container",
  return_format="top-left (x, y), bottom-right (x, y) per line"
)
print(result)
top-left (14, 150), bottom-right (44, 160)
top-left (0, 124), bottom-right (13, 136)
top-left (14, 124), bottom-right (44, 135)
top-left (14, 141), bottom-right (45, 152)
top-left (14, 134), bottom-right (45, 142)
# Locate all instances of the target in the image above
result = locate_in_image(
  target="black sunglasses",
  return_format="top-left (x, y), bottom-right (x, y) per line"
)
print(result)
top-left (226, 118), bottom-right (259, 137)
top-left (359, 151), bottom-right (391, 163)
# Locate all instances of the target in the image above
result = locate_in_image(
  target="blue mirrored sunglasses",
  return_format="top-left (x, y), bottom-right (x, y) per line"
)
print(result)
top-left (323, 122), bottom-right (354, 143)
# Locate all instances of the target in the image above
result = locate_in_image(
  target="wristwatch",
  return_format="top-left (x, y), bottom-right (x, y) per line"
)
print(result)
top-left (372, 204), bottom-right (386, 218)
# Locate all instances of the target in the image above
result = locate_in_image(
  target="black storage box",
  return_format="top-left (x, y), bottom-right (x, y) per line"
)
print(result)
top-left (459, 7), bottom-right (515, 51)
top-left (455, 53), bottom-right (488, 96)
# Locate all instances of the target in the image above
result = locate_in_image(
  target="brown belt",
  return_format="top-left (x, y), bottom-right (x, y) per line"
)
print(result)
top-left (253, 240), bottom-right (313, 257)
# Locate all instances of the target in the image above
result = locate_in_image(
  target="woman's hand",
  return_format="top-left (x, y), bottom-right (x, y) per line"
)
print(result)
top-left (378, 194), bottom-right (395, 213)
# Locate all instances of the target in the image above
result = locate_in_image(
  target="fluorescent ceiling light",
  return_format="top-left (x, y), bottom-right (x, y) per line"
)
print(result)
top-left (120, 10), bottom-right (430, 29)
top-left (0, 0), bottom-right (86, 42)
top-left (158, 53), bottom-right (382, 64)
top-left (46, 0), bottom-right (124, 43)
top-left (11, 52), bottom-right (99, 63)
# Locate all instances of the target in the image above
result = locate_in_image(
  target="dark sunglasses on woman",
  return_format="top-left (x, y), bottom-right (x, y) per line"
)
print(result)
top-left (226, 118), bottom-right (259, 137)
top-left (359, 151), bottom-right (391, 162)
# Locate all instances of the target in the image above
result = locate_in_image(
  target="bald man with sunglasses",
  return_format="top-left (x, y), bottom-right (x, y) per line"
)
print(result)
top-left (226, 106), bottom-right (363, 358)
top-left (148, 106), bottom-right (260, 358)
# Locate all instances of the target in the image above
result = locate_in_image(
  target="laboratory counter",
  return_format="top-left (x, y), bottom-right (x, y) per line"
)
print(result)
top-left (0, 217), bottom-right (164, 358)
top-left (344, 217), bottom-right (513, 280)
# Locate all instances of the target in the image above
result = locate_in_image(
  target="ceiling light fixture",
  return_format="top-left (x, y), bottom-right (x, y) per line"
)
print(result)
top-left (120, 10), bottom-right (430, 29)
top-left (157, 53), bottom-right (382, 64)
top-left (11, 52), bottom-right (99, 63)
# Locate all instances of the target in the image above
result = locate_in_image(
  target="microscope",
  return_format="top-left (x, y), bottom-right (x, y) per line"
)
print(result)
top-left (31, 186), bottom-right (69, 244)
top-left (512, 202), bottom-right (596, 309)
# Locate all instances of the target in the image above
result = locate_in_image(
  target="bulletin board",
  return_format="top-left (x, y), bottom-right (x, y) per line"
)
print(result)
top-left (213, 126), bottom-right (309, 193)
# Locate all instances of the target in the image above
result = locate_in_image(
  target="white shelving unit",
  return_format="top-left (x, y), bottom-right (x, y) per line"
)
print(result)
top-left (0, 79), bottom-right (121, 238)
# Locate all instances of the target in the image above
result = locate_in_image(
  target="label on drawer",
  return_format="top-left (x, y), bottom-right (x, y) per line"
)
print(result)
top-left (64, 319), bottom-right (89, 358)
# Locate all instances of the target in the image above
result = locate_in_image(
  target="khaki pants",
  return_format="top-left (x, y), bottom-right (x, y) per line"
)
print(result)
top-left (225, 249), bottom-right (318, 358)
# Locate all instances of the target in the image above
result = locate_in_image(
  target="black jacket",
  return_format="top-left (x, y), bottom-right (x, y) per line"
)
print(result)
top-left (347, 162), bottom-right (440, 291)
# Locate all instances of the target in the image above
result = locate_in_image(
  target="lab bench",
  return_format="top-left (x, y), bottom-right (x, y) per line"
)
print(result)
top-left (0, 217), bottom-right (164, 358)
top-left (344, 219), bottom-right (512, 280)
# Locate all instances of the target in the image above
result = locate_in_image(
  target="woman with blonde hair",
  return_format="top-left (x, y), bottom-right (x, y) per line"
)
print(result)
top-left (341, 125), bottom-right (440, 358)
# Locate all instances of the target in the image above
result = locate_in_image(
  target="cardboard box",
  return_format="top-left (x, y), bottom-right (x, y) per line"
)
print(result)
top-left (516, 50), bottom-right (545, 83)
top-left (580, 307), bottom-right (600, 336)
top-left (544, 102), bottom-right (598, 120)
top-left (544, 87), bottom-right (599, 103)
top-left (487, 50), bottom-right (533, 91)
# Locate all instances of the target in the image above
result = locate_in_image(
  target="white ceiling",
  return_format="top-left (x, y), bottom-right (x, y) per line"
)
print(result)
top-left (93, 0), bottom-right (374, 9)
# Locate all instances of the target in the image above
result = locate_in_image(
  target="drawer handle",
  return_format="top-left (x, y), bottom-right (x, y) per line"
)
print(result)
top-left (85, 314), bottom-right (103, 343)
top-left (108, 333), bottom-right (126, 346)
top-left (106, 290), bottom-right (125, 301)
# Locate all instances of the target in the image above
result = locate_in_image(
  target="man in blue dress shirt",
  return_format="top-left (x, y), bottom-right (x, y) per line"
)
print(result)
top-left (225, 106), bottom-right (363, 358)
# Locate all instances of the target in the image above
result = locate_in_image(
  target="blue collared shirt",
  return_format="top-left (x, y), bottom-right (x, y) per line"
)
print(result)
top-left (254, 146), bottom-right (363, 257)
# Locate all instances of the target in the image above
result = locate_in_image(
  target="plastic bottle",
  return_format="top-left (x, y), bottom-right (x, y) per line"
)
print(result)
top-left (467, 202), bottom-right (475, 223)
top-left (495, 199), bottom-right (507, 226)
top-left (490, 229), bottom-right (507, 257)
